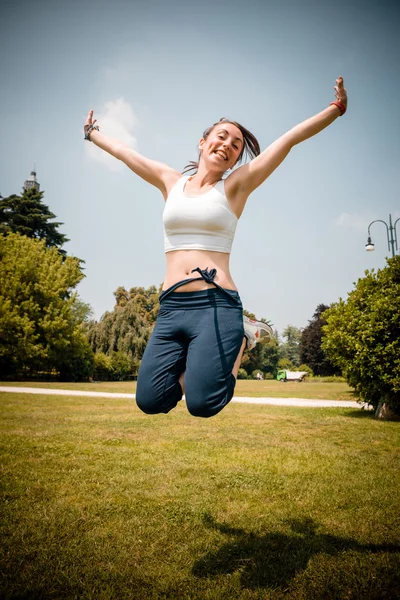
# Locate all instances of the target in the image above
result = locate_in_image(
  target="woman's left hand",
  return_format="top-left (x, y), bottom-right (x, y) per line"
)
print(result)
top-left (334, 76), bottom-right (347, 109)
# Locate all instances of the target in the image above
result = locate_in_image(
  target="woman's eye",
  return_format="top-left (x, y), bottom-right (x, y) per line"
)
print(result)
top-left (233, 145), bottom-right (238, 150)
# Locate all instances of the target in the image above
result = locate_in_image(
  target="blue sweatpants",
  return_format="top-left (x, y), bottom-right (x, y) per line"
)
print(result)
top-left (136, 283), bottom-right (244, 418)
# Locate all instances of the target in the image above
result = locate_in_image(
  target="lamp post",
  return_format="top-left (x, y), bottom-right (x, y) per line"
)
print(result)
top-left (365, 214), bottom-right (400, 258)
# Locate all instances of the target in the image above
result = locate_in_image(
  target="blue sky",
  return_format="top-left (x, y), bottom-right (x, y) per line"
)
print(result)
top-left (1, 0), bottom-right (399, 335)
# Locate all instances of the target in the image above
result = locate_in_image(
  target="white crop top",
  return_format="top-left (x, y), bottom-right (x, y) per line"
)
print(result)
top-left (163, 176), bottom-right (238, 253)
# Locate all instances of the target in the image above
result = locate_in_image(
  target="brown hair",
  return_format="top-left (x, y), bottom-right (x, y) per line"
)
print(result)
top-left (182, 117), bottom-right (261, 175)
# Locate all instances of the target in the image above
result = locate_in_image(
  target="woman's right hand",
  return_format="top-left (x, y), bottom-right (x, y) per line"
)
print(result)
top-left (84, 109), bottom-right (97, 137)
top-left (333, 76), bottom-right (347, 110)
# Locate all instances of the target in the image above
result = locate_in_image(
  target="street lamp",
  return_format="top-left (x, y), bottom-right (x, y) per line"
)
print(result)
top-left (365, 214), bottom-right (400, 258)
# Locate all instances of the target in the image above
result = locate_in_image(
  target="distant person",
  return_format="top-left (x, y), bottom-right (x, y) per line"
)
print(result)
top-left (84, 77), bottom-right (347, 418)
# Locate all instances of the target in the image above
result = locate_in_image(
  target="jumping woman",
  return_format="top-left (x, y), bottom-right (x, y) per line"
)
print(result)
top-left (84, 76), bottom-right (347, 418)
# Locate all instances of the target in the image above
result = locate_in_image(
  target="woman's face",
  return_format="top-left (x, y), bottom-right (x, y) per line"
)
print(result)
top-left (199, 122), bottom-right (244, 171)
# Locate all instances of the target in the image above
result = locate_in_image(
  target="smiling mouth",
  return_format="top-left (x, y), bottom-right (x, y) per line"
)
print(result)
top-left (215, 150), bottom-right (228, 161)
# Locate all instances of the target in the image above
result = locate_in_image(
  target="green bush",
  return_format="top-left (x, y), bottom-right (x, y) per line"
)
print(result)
top-left (310, 375), bottom-right (347, 383)
top-left (58, 334), bottom-right (94, 382)
top-left (263, 373), bottom-right (274, 380)
top-left (93, 351), bottom-right (135, 381)
top-left (237, 368), bottom-right (249, 380)
top-left (323, 256), bottom-right (400, 411)
top-left (93, 352), bottom-right (113, 381)
top-left (297, 364), bottom-right (314, 377)
top-left (110, 352), bottom-right (133, 381)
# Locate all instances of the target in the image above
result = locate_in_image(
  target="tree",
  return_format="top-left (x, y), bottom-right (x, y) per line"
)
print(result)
top-left (241, 336), bottom-right (279, 378)
top-left (0, 188), bottom-right (68, 250)
top-left (0, 233), bottom-right (92, 378)
top-left (277, 357), bottom-right (295, 370)
top-left (93, 352), bottom-right (113, 381)
top-left (300, 304), bottom-right (341, 376)
top-left (258, 337), bottom-right (280, 376)
top-left (240, 310), bottom-right (278, 377)
top-left (110, 351), bottom-right (135, 381)
top-left (86, 285), bottom-right (162, 367)
top-left (57, 334), bottom-right (94, 382)
top-left (322, 256), bottom-right (400, 417)
top-left (280, 325), bottom-right (302, 367)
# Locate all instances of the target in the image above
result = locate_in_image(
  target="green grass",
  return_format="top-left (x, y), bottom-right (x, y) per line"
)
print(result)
top-left (1, 391), bottom-right (399, 599)
top-left (0, 379), bottom-right (355, 401)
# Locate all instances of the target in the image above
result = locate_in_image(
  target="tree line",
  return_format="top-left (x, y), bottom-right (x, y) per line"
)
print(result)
top-left (1, 186), bottom-right (399, 414)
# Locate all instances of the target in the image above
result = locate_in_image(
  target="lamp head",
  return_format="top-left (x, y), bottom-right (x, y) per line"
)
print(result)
top-left (365, 236), bottom-right (375, 252)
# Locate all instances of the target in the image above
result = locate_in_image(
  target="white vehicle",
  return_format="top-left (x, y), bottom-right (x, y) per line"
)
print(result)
top-left (277, 370), bottom-right (308, 382)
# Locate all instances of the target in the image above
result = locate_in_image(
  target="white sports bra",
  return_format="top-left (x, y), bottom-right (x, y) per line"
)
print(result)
top-left (163, 176), bottom-right (238, 254)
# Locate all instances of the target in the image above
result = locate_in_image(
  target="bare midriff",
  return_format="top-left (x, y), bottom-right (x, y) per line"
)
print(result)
top-left (163, 249), bottom-right (237, 292)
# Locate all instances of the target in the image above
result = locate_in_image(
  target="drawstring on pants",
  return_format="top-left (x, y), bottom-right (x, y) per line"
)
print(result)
top-left (159, 267), bottom-right (240, 304)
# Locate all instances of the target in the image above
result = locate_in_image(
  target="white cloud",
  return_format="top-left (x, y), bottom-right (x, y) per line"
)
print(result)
top-left (336, 211), bottom-right (400, 237)
top-left (85, 98), bottom-right (138, 172)
top-left (335, 212), bottom-right (377, 232)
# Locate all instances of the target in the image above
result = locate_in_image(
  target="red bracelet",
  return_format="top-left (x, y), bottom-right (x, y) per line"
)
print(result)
top-left (330, 101), bottom-right (346, 116)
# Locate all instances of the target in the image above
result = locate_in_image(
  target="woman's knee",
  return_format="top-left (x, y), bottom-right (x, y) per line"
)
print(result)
top-left (136, 372), bottom-right (183, 415)
top-left (136, 375), bottom-right (161, 414)
top-left (186, 396), bottom-right (227, 418)
top-left (136, 391), bottom-right (163, 415)
top-left (186, 375), bottom-right (236, 418)
top-left (186, 401), bottom-right (214, 418)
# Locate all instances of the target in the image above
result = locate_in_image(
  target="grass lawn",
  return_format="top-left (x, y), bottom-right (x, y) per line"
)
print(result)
top-left (0, 379), bottom-right (355, 401)
top-left (1, 391), bottom-right (399, 599)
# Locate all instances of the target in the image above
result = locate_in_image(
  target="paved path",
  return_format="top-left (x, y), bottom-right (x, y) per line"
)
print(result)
top-left (0, 386), bottom-right (364, 409)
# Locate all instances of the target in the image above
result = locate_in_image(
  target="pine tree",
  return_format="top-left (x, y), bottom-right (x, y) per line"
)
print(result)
top-left (0, 188), bottom-right (68, 250)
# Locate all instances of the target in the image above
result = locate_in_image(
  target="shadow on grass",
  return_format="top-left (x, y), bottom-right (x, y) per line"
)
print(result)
top-left (192, 514), bottom-right (399, 591)
top-left (345, 409), bottom-right (376, 419)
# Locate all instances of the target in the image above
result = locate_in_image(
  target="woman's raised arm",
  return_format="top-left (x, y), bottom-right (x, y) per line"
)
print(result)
top-left (83, 110), bottom-right (180, 199)
top-left (228, 77), bottom-right (347, 202)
